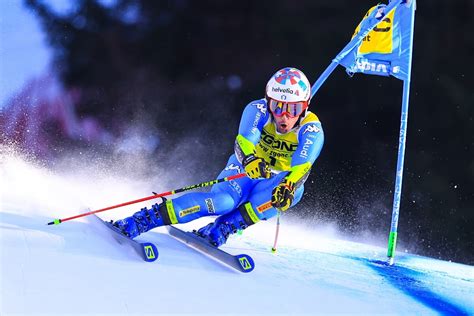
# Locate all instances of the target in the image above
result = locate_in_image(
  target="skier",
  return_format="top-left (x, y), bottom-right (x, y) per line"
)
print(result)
top-left (113, 67), bottom-right (324, 247)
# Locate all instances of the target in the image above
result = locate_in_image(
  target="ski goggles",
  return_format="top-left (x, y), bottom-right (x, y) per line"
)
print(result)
top-left (268, 98), bottom-right (308, 118)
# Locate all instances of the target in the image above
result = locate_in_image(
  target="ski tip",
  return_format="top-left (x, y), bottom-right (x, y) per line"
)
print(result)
top-left (47, 219), bottom-right (61, 225)
top-left (236, 254), bottom-right (255, 273)
top-left (141, 242), bottom-right (159, 262)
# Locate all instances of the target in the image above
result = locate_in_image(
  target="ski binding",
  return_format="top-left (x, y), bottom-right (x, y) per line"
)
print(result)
top-left (89, 214), bottom-right (158, 262)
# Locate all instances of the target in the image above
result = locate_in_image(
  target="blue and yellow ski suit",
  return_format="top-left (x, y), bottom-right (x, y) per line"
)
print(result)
top-left (153, 98), bottom-right (324, 228)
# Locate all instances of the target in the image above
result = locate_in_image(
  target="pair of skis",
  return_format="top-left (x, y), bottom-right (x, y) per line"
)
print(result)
top-left (90, 214), bottom-right (255, 273)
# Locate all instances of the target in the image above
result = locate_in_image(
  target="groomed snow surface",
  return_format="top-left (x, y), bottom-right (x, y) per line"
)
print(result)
top-left (1, 154), bottom-right (473, 315)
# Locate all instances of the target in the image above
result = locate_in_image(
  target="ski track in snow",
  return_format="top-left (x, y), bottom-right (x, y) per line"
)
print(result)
top-left (1, 154), bottom-right (473, 315)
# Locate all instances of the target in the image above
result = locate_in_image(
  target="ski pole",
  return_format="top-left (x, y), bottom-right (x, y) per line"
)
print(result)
top-left (47, 173), bottom-right (247, 225)
top-left (271, 211), bottom-right (281, 253)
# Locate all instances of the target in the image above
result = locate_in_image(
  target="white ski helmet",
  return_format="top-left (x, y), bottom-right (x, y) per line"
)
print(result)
top-left (265, 67), bottom-right (311, 117)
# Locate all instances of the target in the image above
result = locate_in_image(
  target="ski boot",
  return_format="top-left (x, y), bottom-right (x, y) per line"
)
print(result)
top-left (113, 203), bottom-right (164, 239)
top-left (197, 203), bottom-right (259, 247)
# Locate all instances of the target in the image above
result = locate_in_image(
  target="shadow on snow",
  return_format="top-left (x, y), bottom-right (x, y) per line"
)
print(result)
top-left (348, 255), bottom-right (470, 315)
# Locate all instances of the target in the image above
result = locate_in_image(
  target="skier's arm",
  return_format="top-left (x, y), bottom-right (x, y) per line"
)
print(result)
top-left (286, 122), bottom-right (324, 187)
top-left (272, 121), bottom-right (324, 211)
top-left (234, 100), bottom-right (269, 163)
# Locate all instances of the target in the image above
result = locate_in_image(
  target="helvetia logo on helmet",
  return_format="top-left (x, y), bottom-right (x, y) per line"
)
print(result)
top-left (272, 87), bottom-right (295, 95)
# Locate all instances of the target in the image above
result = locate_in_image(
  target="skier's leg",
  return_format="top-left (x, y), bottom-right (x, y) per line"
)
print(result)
top-left (114, 155), bottom-right (252, 238)
top-left (113, 190), bottom-right (239, 238)
top-left (197, 172), bottom-right (304, 246)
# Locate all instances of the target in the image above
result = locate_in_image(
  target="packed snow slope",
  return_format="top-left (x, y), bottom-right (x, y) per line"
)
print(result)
top-left (1, 154), bottom-right (473, 315)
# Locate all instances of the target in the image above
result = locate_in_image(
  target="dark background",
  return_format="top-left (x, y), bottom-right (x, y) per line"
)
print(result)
top-left (20, 0), bottom-right (474, 264)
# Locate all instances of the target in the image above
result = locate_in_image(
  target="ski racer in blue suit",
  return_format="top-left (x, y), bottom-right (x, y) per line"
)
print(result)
top-left (113, 67), bottom-right (324, 247)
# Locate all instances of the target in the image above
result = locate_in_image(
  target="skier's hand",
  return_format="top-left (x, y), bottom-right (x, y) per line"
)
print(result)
top-left (271, 178), bottom-right (295, 211)
top-left (243, 155), bottom-right (271, 179)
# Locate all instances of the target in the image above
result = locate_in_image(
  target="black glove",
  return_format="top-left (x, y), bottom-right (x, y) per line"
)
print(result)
top-left (243, 155), bottom-right (271, 179)
top-left (271, 178), bottom-right (295, 211)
